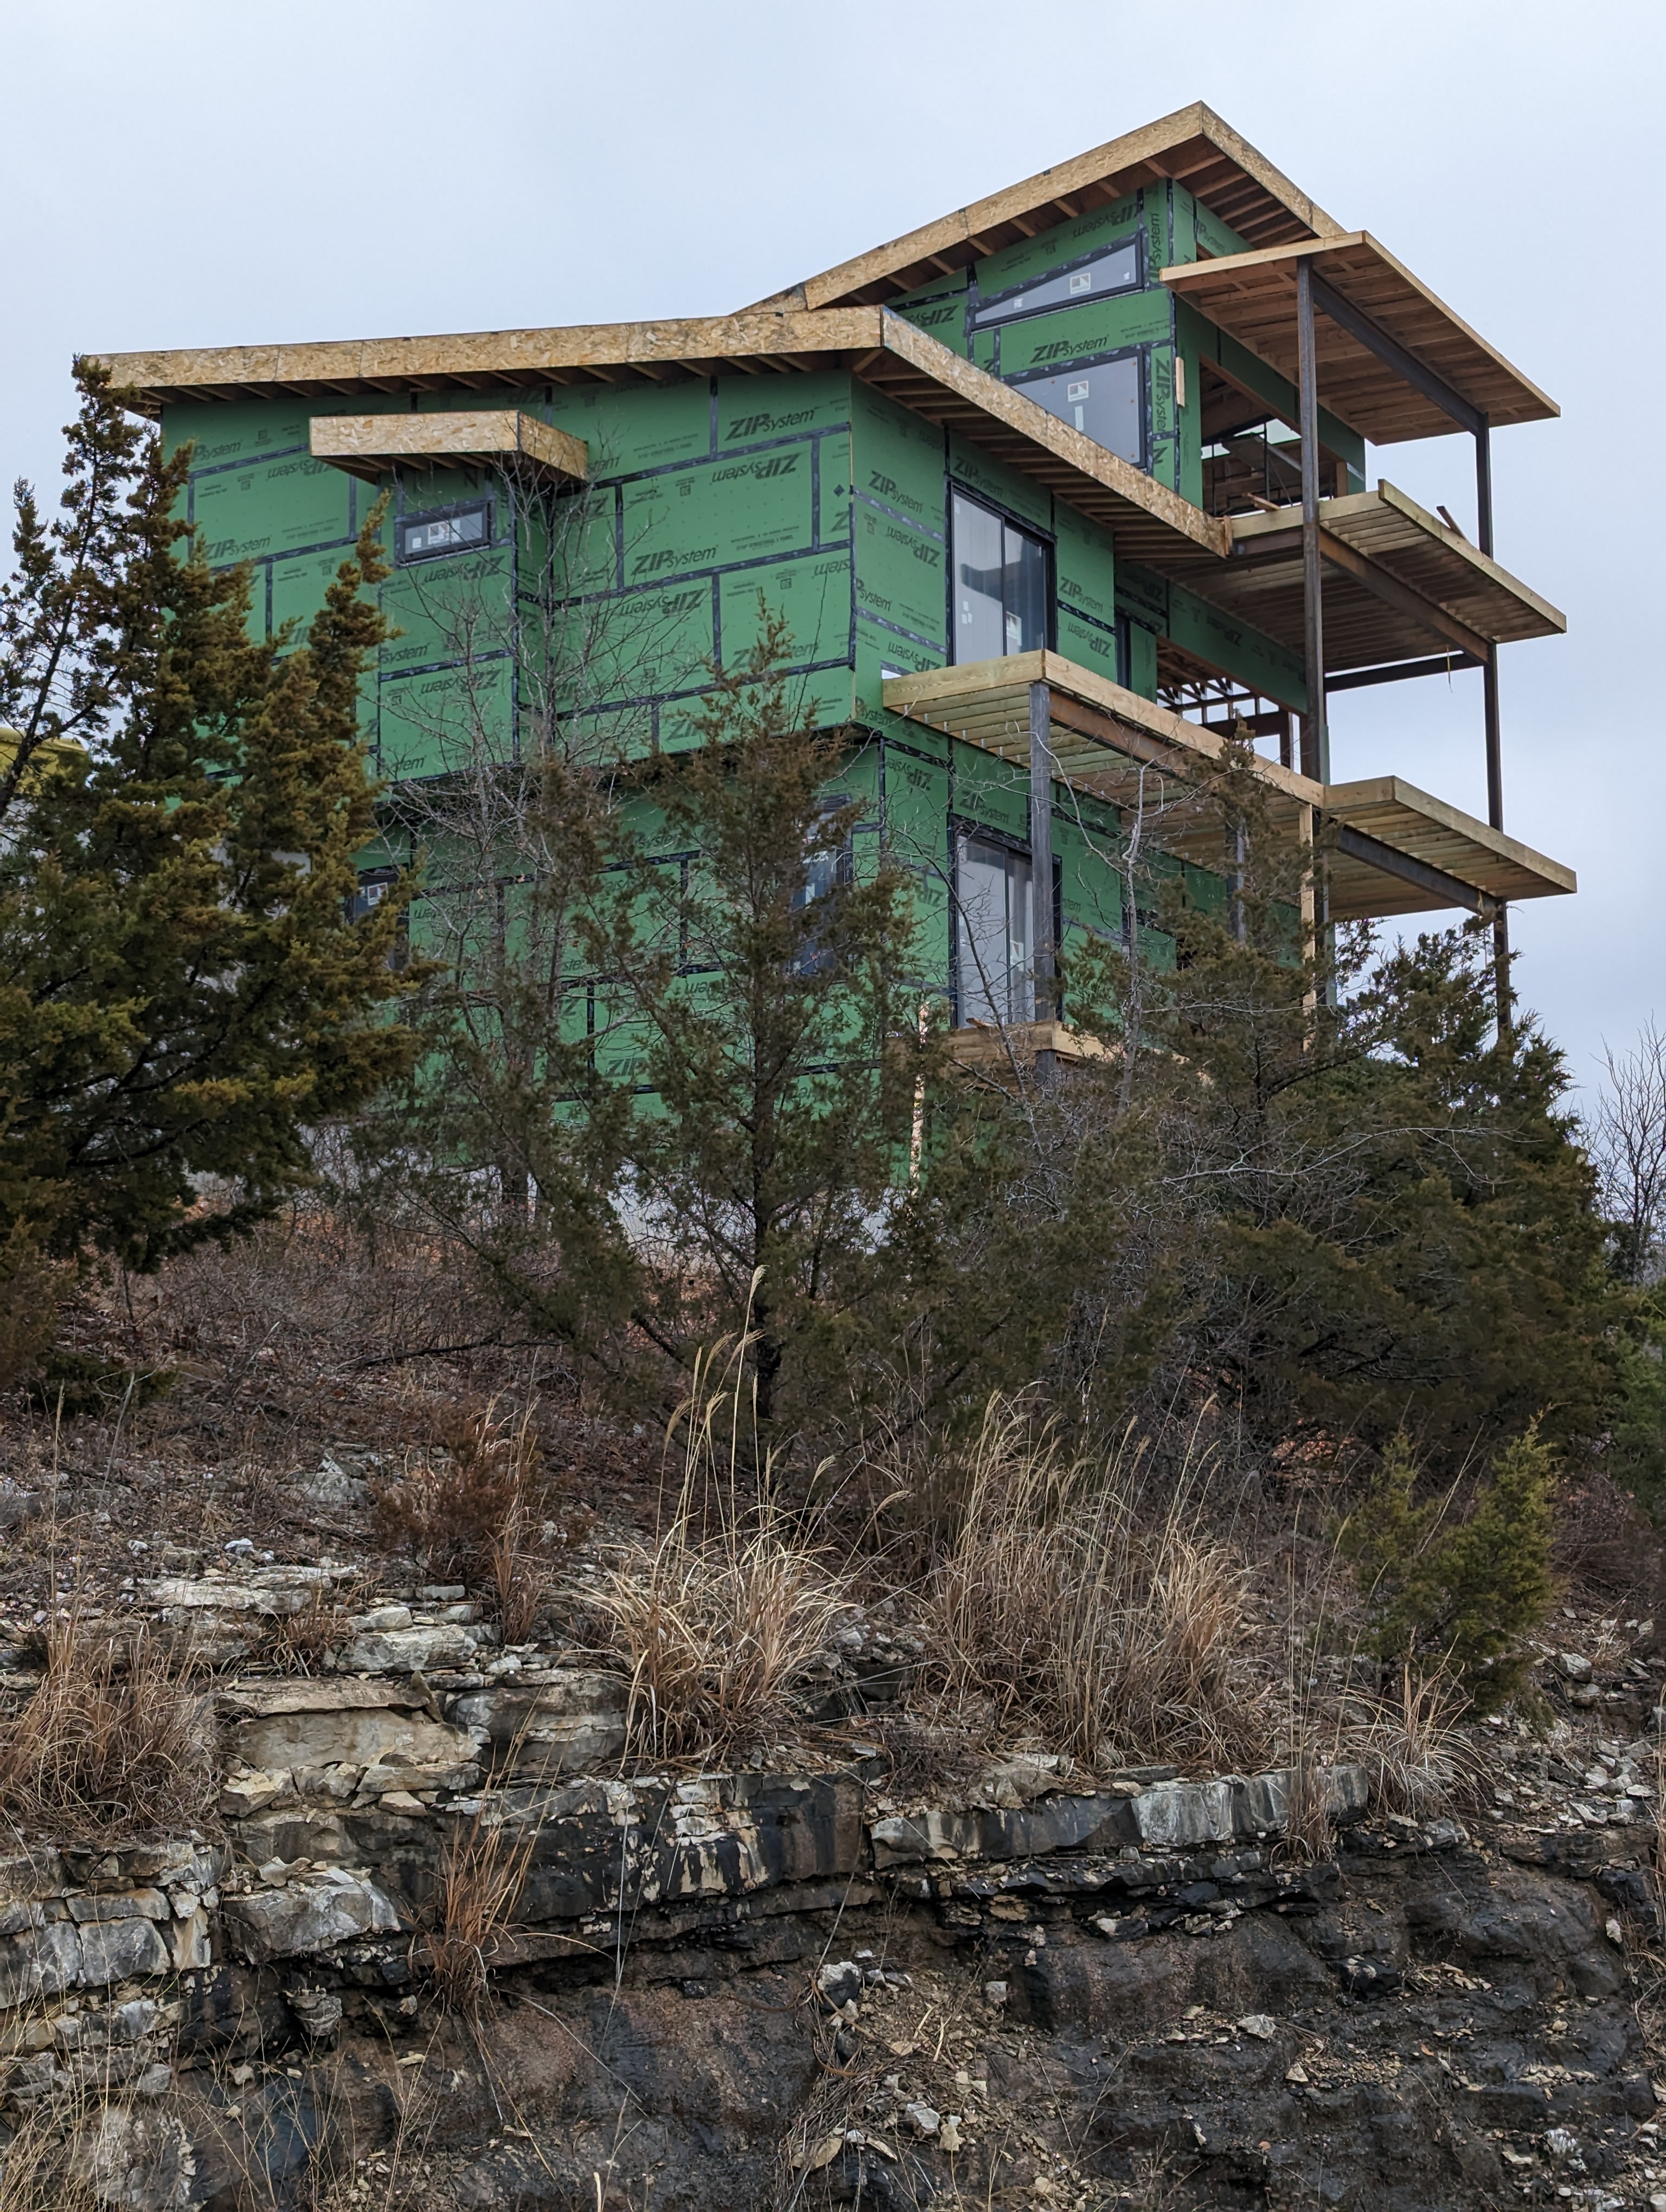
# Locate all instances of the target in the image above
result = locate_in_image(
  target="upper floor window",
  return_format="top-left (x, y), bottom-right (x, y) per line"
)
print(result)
top-left (951, 492), bottom-right (1049, 665)
top-left (397, 499), bottom-right (491, 564)
top-left (1011, 355), bottom-right (1144, 469)
top-left (972, 237), bottom-right (1142, 330)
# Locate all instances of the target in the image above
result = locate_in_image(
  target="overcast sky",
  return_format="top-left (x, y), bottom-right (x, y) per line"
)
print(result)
top-left (4, 0), bottom-right (1660, 1099)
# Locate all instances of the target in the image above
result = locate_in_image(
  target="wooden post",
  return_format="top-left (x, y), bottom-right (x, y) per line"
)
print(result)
top-left (1029, 678), bottom-right (1056, 1051)
top-left (1296, 258), bottom-right (1328, 787)
top-left (1298, 801), bottom-right (1317, 1031)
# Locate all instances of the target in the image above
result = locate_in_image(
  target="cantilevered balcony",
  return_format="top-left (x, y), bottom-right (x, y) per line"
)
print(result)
top-left (882, 648), bottom-right (1574, 927)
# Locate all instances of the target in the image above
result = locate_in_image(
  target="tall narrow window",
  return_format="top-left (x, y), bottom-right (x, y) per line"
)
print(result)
top-left (951, 493), bottom-right (1049, 665)
top-left (956, 834), bottom-right (1034, 1026)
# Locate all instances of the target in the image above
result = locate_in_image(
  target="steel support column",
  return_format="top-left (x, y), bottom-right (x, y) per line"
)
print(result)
top-left (1296, 258), bottom-right (1328, 785)
top-left (1475, 417), bottom-right (1510, 1030)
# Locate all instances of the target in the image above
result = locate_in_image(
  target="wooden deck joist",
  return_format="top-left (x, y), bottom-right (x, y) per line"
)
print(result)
top-left (1161, 234), bottom-right (1556, 443)
top-left (309, 409), bottom-right (589, 486)
top-left (747, 102), bottom-right (1348, 311)
top-left (1195, 481), bottom-right (1564, 677)
top-left (881, 650), bottom-right (1575, 922)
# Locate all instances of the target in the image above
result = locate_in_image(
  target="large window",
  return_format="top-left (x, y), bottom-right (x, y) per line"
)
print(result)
top-left (951, 492), bottom-right (1049, 665)
top-left (1011, 354), bottom-right (1143, 468)
top-left (956, 834), bottom-right (1033, 1026)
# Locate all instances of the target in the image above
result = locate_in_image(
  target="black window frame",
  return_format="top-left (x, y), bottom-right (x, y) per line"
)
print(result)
top-left (395, 497), bottom-right (494, 566)
top-left (1007, 348), bottom-right (1148, 474)
top-left (969, 230), bottom-right (1145, 333)
top-left (945, 487), bottom-right (1055, 668)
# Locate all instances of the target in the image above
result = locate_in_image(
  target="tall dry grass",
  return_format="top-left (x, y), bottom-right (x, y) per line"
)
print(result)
top-left (420, 1799), bottom-right (542, 2018)
top-left (914, 1402), bottom-right (1266, 1772)
top-left (581, 1334), bottom-right (850, 1761)
top-left (0, 1612), bottom-right (215, 1843)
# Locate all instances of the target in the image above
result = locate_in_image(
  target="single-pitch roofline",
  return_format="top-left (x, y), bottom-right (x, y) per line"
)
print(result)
top-left (744, 101), bottom-right (1350, 313)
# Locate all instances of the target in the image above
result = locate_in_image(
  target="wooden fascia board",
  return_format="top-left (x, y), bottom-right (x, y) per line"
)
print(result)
top-left (1160, 232), bottom-right (1558, 428)
top-left (95, 309), bottom-right (892, 410)
top-left (749, 104), bottom-right (1347, 313)
top-left (309, 409), bottom-right (589, 484)
top-left (101, 306), bottom-right (1231, 573)
top-left (1325, 775), bottom-right (1577, 894)
top-left (869, 312), bottom-right (1228, 563)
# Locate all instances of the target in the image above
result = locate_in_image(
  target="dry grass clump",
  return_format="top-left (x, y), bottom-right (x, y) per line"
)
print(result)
top-left (371, 1398), bottom-right (582, 1643)
top-left (1334, 1661), bottom-right (1482, 1819)
top-left (419, 1799), bottom-right (542, 2018)
top-left (0, 2100), bottom-right (102, 2212)
top-left (581, 1340), bottom-right (850, 1761)
top-left (915, 1402), bottom-right (1266, 1772)
top-left (0, 1613), bottom-right (215, 1843)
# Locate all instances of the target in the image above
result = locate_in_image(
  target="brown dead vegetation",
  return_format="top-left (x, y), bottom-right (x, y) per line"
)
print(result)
top-left (0, 1611), bottom-right (215, 1844)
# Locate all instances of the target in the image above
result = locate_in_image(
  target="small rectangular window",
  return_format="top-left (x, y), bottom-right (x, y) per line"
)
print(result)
top-left (1013, 354), bottom-right (1144, 468)
top-left (972, 237), bottom-right (1142, 328)
top-left (397, 501), bottom-right (491, 564)
top-left (951, 492), bottom-right (1050, 665)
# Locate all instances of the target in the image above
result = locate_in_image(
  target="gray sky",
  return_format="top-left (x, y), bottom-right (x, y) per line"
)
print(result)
top-left (4, 0), bottom-right (1659, 1100)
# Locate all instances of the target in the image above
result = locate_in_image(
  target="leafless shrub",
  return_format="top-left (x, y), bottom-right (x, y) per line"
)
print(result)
top-left (912, 1400), bottom-right (1267, 1772)
top-left (371, 1398), bottom-right (541, 1585)
top-left (0, 1613), bottom-right (215, 1843)
top-left (581, 1338), bottom-right (850, 1761)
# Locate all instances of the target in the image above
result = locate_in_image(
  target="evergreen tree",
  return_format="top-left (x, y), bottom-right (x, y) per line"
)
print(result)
top-left (0, 361), bottom-right (416, 1367)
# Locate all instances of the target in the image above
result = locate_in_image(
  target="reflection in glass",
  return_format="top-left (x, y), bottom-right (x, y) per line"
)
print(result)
top-left (1014, 355), bottom-right (1143, 467)
top-left (951, 493), bottom-right (1049, 664)
top-left (957, 837), bottom-right (1034, 1026)
top-left (974, 239), bottom-right (1141, 326)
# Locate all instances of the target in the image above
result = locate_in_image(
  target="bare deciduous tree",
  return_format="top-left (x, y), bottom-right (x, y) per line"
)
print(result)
top-left (1591, 1019), bottom-right (1666, 1283)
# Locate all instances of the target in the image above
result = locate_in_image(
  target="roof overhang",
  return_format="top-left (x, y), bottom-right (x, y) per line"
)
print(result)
top-left (1162, 233), bottom-right (1557, 442)
top-left (97, 308), bottom-right (1231, 576)
top-left (881, 648), bottom-right (1574, 922)
top-left (310, 408), bottom-right (589, 486)
top-left (749, 102), bottom-right (1347, 311)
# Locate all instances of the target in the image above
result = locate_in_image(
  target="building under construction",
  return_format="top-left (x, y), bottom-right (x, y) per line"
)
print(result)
top-left (101, 102), bottom-right (1572, 1046)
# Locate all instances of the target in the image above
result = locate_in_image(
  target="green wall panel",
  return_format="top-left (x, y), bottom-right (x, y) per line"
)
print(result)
top-left (818, 428), bottom-right (852, 543)
top-left (165, 397), bottom-right (324, 468)
top-left (378, 549), bottom-right (517, 673)
top-left (852, 384), bottom-right (948, 537)
top-left (854, 507), bottom-right (947, 648)
top-left (1056, 607), bottom-right (1121, 689)
top-left (890, 278), bottom-right (970, 357)
top-left (543, 380), bottom-right (710, 479)
top-left (720, 550), bottom-right (851, 668)
top-left (973, 195), bottom-right (1142, 298)
top-left (378, 654), bottom-right (514, 780)
top-left (995, 290), bottom-right (1172, 377)
top-left (1053, 500), bottom-right (1117, 629)
top-left (622, 446), bottom-right (813, 584)
top-left (194, 451), bottom-right (352, 564)
top-left (714, 370), bottom-right (849, 449)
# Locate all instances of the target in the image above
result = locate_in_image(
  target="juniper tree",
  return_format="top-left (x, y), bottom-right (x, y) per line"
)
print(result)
top-left (0, 361), bottom-right (418, 1373)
